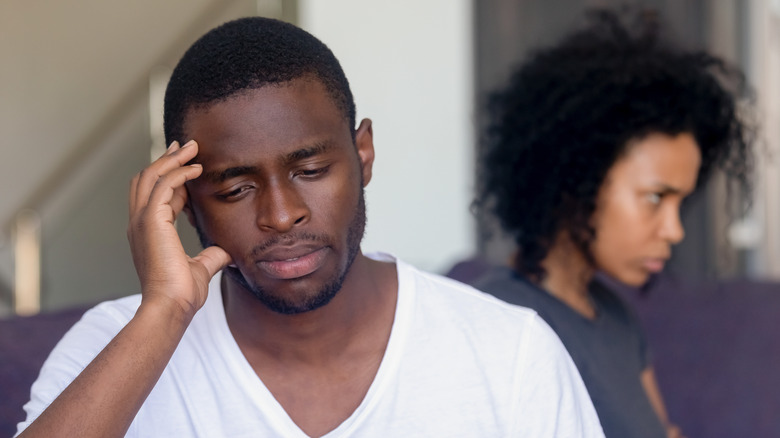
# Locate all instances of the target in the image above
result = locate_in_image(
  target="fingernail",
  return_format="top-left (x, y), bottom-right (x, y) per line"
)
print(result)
top-left (182, 140), bottom-right (196, 148)
top-left (166, 141), bottom-right (179, 154)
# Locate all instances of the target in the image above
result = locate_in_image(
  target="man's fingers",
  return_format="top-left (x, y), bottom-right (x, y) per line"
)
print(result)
top-left (145, 164), bottom-right (203, 218)
top-left (168, 185), bottom-right (189, 216)
top-left (165, 140), bottom-right (181, 156)
top-left (133, 140), bottom-right (199, 211)
top-left (193, 246), bottom-right (232, 278)
top-left (129, 140), bottom-right (179, 215)
top-left (129, 174), bottom-right (139, 219)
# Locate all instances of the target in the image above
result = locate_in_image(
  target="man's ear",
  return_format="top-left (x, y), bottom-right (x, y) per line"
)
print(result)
top-left (355, 118), bottom-right (375, 187)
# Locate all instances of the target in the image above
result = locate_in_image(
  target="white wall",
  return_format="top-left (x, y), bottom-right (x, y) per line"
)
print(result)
top-left (299, 0), bottom-right (476, 273)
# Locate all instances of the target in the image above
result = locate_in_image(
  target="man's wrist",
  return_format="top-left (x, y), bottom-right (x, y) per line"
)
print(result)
top-left (137, 293), bottom-right (197, 333)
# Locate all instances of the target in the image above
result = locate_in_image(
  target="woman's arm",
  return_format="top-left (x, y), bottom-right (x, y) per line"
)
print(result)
top-left (640, 366), bottom-right (684, 438)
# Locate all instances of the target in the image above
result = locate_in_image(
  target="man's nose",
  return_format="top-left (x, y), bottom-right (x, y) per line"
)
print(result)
top-left (255, 180), bottom-right (310, 233)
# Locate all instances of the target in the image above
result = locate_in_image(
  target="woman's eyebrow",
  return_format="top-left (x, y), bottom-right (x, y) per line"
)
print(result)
top-left (650, 182), bottom-right (686, 195)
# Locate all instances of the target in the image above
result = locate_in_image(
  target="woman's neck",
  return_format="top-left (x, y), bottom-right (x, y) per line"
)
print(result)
top-left (536, 233), bottom-right (597, 319)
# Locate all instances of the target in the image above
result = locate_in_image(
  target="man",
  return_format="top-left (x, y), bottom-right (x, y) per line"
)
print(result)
top-left (17, 17), bottom-right (603, 437)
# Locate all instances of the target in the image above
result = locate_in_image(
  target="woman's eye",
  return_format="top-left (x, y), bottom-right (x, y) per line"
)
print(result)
top-left (646, 193), bottom-right (662, 205)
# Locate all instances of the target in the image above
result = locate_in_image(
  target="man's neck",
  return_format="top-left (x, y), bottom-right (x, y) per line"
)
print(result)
top-left (221, 253), bottom-right (398, 436)
top-left (221, 253), bottom-right (398, 365)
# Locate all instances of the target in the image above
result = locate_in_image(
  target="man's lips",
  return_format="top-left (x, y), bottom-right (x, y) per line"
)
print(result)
top-left (255, 246), bottom-right (329, 280)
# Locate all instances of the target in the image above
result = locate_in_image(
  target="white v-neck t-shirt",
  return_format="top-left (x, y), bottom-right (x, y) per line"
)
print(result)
top-left (18, 254), bottom-right (603, 437)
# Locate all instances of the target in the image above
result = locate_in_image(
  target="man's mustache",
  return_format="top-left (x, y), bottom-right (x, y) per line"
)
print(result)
top-left (251, 232), bottom-right (331, 257)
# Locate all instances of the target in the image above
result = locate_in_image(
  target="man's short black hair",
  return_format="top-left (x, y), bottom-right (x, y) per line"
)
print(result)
top-left (477, 9), bottom-right (754, 280)
top-left (164, 16), bottom-right (356, 145)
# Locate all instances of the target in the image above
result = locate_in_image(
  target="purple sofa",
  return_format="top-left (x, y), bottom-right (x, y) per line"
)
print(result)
top-left (0, 306), bottom-right (87, 437)
top-left (612, 274), bottom-right (780, 438)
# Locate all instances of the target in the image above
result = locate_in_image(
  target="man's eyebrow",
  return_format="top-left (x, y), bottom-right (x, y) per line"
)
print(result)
top-left (201, 166), bottom-right (259, 184)
top-left (198, 142), bottom-right (336, 183)
top-left (282, 141), bottom-right (336, 165)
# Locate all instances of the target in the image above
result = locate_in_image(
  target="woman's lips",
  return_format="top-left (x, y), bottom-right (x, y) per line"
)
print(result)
top-left (642, 258), bottom-right (667, 273)
top-left (256, 247), bottom-right (329, 280)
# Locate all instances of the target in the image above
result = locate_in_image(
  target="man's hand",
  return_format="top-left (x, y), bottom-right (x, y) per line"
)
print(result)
top-left (128, 140), bottom-right (230, 319)
top-left (18, 141), bottom-right (231, 438)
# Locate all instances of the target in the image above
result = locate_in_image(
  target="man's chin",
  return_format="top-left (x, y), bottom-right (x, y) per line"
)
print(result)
top-left (224, 265), bottom-right (344, 315)
top-left (252, 286), bottom-right (341, 315)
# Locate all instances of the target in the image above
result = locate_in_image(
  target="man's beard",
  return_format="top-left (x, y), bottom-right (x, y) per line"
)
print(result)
top-left (193, 188), bottom-right (367, 314)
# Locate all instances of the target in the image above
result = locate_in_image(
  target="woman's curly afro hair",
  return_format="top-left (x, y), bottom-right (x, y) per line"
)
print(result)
top-left (477, 8), bottom-right (753, 280)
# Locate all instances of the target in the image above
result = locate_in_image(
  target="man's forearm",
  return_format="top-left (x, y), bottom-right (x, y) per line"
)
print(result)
top-left (19, 297), bottom-right (192, 438)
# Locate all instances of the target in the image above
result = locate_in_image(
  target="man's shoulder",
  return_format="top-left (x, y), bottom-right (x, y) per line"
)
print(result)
top-left (46, 294), bottom-right (143, 354)
top-left (397, 257), bottom-right (542, 331)
top-left (78, 294), bottom-right (142, 326)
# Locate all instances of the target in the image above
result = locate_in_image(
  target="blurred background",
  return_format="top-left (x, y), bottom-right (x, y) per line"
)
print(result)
top-left (2, 0), bottom-right (779, 316)
top-left (1, 0), bottom-right (478, 316)
top-left (1, 0), bottom-right (779, 436)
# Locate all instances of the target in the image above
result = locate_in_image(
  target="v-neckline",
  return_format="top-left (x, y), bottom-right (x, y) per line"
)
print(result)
top-left (205, 253), bottom-right (411, 437)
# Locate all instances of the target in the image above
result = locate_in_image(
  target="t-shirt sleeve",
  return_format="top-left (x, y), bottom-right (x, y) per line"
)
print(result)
top-left (512, 314), bottom-right (605, 437)
top-left (15, 302), bottom-right (133, 436)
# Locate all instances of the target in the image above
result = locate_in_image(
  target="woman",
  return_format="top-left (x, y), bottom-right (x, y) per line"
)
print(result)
top-left (473, 10), bottom-right (752, 438)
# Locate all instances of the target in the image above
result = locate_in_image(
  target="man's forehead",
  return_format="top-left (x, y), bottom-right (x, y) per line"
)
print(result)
top-left (187, 81), bottom-right (338, 128)
top-left (181, 76), bottom-right (345, 130)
